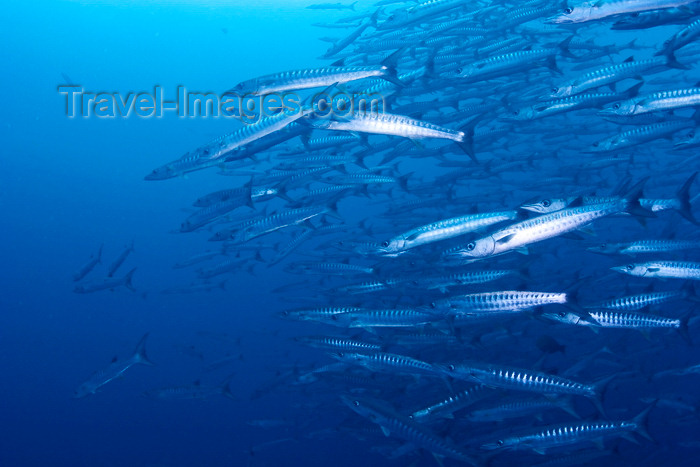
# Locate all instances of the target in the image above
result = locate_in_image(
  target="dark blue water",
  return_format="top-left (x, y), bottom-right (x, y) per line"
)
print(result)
top-left (3, 1), bottom-right (700, 466)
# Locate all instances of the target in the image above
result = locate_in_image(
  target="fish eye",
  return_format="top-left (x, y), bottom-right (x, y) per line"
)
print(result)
top-left (430, 302), bottom-right (437, 308)
top-left (456, 67), bottom-right (463, 74)
top-left (448, 364), bottom-right (455, 371)
top-left (542, 199), bottom-right (551, 207)
top-left (466, 242), bottom-right (476, 251)
top-left (626, 264), bottom-right (635, 271)
top-left (558, 311), bottom-right (566, 317)
top-left (382, 241), bottom-right (390, 247)
top-left (592, 142), bottom-right (599, 147)
top-left (497, 440), bottom-right (505, 446)
top-left (353, 400), bottom-right (360, 407)
top-left (564, 8), bottom-right (573, 14)
top-left (689, 131), bottom-right (695, 138)
top-left (613, 103), bottom-right (620, 110)
top-left (513, 110), bottom-right (520, 115)
top-left (551, 87), bottom-right (558, 93)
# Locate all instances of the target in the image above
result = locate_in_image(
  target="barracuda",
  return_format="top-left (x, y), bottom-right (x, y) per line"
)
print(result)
top-left (545, 309), bottom-right (685, 330)
top-left (442, 194), bottom-right (640, 260)
top-left (504, 84), bottom-right (643, 121)
top-left (416, 269), bottom-right (520, 292)
top-left (612, 261), bottom-right (700, 280)
top-left (467, 397), bottom-right (579, 422)
top-left (548, 56), bottom-right (680, 98)
top-left (145, 107), bottom-right (313, 180)
top-left (376, 210), bottom-right (519, 256)
top-left (588, 239), bottom-right (700, 255)
top-left (601, 87), bottom-right (700, 117)
top-left (341, 396), bottom-right (479, 465)
top-left (331, 308), bottom-right (439, 328)
top-left (587, 119), bottom-right (694, 152)
top-left (437, 362), bottom-right (607, 401)
top-left (482, 405), bottom-right (654, 454)
top-left (549, 0), bottom-right (696, 24)
top-left (231, 48), bottom-right (403, 95)
top-left (277, 306), bottom-right (363, 322)
top-left (456, 47), bottom-right (566, 83)
top-left (431, 290), bottom-right (569, 315)
top-left (310, 111), bottom-right (472, 158)
top-left (294, 336), bottom-right (382, 352)
top-left (73, 334), bottom-right (154, 398)
top-left (410, 385), bottom-right (493, 421)
top-left (585, 289), bottom-right (690, 311)
top-left (238, 205), bottom-right (332, 242)
top-left (330, 351), bottom-right (439, 377)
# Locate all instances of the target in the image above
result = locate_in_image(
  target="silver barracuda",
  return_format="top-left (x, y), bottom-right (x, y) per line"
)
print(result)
top-left (376, 210), bottom-right (519, 256)
top-left (442, 192), bottom-right (643, 260)
top-left (74, 333), bottom-right (154, 398)
top-left (611, 261), bottom-right (700, 280)
top-left (549, 0), bottom-right (697, 24)
top-left (481, 405), bottom-right (654, 454)
top-left (341, 396), bottom-right (479, 465)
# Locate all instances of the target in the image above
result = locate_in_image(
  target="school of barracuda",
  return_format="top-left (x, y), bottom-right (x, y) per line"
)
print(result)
top-left (75, 0), bottom-right (700, 464)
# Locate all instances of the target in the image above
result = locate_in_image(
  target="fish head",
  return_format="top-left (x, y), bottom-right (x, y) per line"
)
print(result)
top-left (585, 137), bottom-right (615, 153)
top-left (144, 164), bottom-right (177, 181)
top-left (276, 310), bottom-right (303, 321)
top-left (482, 437), bottom-right (518, 451)
top-left (548, 83), bottom-right (573, 99)
top-left (375, 238), bottom-right (406, 256)
top-left (500, 107), bottom-right (534, 121)
top-left (674, 129), bottom-right (699, 149)
top-left (208, 230), bottom-right (233, 242)
top-left (520, 197), bottom-right (569, 214)
top-left (586, 243), bottom-right (621, 255)
top-left (547, 5), bottom-right (593, 24)
top-left (340, 396), bottom-right (383, 423)
top-left (598, 100), bottom-right (636, 117)
top-left (73, 383), bottom-right (96, 399)
top-left (462, 237), bottom-right (496, 258)
top-left (228, 78), bottom-right (259, 95)
top-left (610, 263), bottom-right (646, 277)
top-left (541, 310), bottom-right (581, 325)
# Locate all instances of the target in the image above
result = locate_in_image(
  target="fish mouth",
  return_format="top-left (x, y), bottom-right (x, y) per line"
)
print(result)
top-left (481, 442), bottom-right (506, 450)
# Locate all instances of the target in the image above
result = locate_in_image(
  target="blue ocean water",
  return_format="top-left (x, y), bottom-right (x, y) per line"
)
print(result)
top-left (3, 1), bottom-right (700, 466)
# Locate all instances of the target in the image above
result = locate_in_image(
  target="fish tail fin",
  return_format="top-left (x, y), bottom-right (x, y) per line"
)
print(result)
top-left (623, 177), bottom-right (655, 223)
top-left (546, 54), bottom-right (562, 75)
top-left (678, 311), bottom-right (693, 345)
top-left (665, 51), bottom-right (688, 70)
top-left (132, 332), bottom-right (155, 366)
top-left (123, 267), bottom-right (137, 292)
top-left (675, 172), bottom-right (699, 225)
top-left (456, 122), bottom-right (478, 163)
top-left (624, 81), bottom-right (644, 98)
top-left (369, 8), bottom-right (381, 28)
top-left (221, 375), bottom-right (236, 400)
top-left (397, 172), bottom-right (413, 191)
top-left (632, 401), bottom-right (657, 442)
top-left (591, 374), bottom-right (616, 418)
top-left (275, 185), bottom-right (294, 203)
top-left (558, 35), bottom-right (576, 59)
top-left (381, 48), bottom-right (406, 87)
top-left (560, 396), bottom-right (581, 419)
